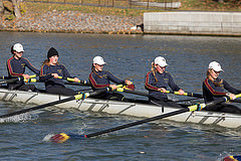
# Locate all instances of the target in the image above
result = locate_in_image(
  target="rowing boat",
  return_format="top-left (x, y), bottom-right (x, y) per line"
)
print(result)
top-left (0, 87), bottom-right (241, 129)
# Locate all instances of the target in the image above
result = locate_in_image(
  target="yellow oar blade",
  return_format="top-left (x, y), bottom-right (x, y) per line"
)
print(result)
top-left (50, 133), bottom-right (70, 143)
top-left (223, 155), bottom-right (241, 161)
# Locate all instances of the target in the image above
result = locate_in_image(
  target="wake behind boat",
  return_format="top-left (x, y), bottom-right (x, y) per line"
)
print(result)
top-left (0, 87), bottom-right (241, 129)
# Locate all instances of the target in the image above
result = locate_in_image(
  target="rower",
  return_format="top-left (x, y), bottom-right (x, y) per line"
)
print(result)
top-left (6, 43), bottom-right (40, 91)
top-left (203, 61), bottom-right (241, 113)
top-left (39, 47), bottom-right (80, 96)
top-left (88, 56), bottom-right (132, 100)
top-left (145, 56), bottom-right (185, 106)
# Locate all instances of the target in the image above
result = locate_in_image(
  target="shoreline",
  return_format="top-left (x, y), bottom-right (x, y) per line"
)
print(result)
top-left (2, 29), bottom-right (241, 38)
top-left (1, 10), bottom-right (241, 37)
top-left (0, 28), bottom-right (143, 35)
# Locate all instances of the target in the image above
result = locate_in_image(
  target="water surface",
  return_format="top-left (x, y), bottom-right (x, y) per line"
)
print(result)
top-left (0, 32), bottom-right (241, 161)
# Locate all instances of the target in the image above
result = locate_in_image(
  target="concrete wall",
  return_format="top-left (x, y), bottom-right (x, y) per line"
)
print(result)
top-left (144, 12), bottom-right (241, 36)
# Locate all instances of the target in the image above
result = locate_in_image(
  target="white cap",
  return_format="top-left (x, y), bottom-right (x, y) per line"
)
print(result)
top-left (93, 56), bottom-right (106, 65)
top-left (208, 61), bottom-right (223, 72)
top-left (154, 56), bottom-right (168, 67)
top-left (13, 43), bottom-right (24, 52)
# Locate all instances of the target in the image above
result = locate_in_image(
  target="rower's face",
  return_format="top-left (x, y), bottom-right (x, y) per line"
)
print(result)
top-left (210, 69), bottom-right (220, 79)
top-left (156, 64), bottom-right (166, 74)
top-left (49, 55), bottom-right (59, 65)
top-left (14, 51), bottom-right (23, 59)
top-left (94, 63), bottom-right (104, 72)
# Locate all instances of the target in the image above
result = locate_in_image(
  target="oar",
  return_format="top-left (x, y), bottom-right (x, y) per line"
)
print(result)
top-left (174, 98), bottom-right (204, 103)
top-left (0, 75), bottom-right (37, 85)
top-left (0, 89), bottom-right (108, 119)
top-left (1, 76), bottom-right (14, 79)
top-left (167, 90), bottom-right (203, 98)
top-left (0, 76), bottom-right (7, 79)
top-left (231, 99), bottom-right (241, 103)
top-left (24, 78), bottom-right (92, 91)
top-left (49, 93), bottom-right (241, 143)
top-left (0, 75), bottom-right (37, 80)
top-left (57, 76), bottom-right (90, 86)
top-left (223, 155), bottom-right (241, 161)
top-left (0, 77), bottom-right (21, 85)
top-left (28, 75), bottom-right (37, 78)
top-left (116, 88), bottom-right (203, 98)
top-left (24, 78), bottom-right (90, 87)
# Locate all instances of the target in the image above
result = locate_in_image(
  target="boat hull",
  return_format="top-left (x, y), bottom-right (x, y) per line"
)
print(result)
top-left (0, 88), bottom-right (240, 129)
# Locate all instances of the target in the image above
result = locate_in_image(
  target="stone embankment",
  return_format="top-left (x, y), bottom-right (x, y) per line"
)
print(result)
top-left (144, 12), bottom-right (241, 36)
top-left (0, 10), bottom-right (143, 34)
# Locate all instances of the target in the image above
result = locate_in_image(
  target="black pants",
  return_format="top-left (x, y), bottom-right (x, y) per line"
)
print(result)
top-left (91, 91), bottom-right (125, 101)
top-left (205, 103), bottom-right (241, 114)
top-left (149, 98), bottom-right (183, 108)
top-left (46, 85), bottom-right (75, 96)
top-left (8, 83), bottom-right (38, 92)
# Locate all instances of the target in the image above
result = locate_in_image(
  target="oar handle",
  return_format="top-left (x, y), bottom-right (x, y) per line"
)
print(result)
top-left (66, 77), bottom-right (88, 85)
top-left (57, 76), bottom-right (90, 85)
top-left (24, 78), bottom-right (39, 83)
top-left (29, 75), bottom-right (37, 78)
top-left (188, 93), bottom-right (241, 112)
top-left (166, 91), bottom-right (203, 98)
top-left (235, 93), bottom-right (241, 99)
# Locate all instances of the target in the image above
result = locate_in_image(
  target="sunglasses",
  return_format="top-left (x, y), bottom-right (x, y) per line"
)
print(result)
top-left (213, 70), bottom-right (221, 74)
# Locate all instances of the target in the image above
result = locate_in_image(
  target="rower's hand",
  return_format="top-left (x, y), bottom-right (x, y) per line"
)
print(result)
top-left (73, 77), bottom-right (80, 82)
top-left (22, 74), bottom-right (30, 79)
top-left (125, 80), bottom-right (132, 85)
top-left (227, 93), bottom-right (236, 100)
top-left (158, 88), bottom-right (167, 93)
top-left (109, 84), bottom-right (118, 90)
top-left (52, 73), bottom-right (59, 79)
top-left (178, 89), bottom-right (185, 95)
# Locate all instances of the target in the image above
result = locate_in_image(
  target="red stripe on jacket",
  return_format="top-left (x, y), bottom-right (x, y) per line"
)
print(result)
top-left (89, 72), bottom-right (109, 89)
top-left (40, 65), bottom-right (46, 76)
top-left (7, 57), bottom-right (23, 77)
top-left (145, 71), bottom-right (159, 91)
top-left (204, 78), bottom-right (226, 96)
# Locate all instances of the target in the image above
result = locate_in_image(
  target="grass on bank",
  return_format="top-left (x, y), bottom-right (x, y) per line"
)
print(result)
top-left (2, 0), bottom-right (241, 20)
top-left (181, 0), bottom-right (241, 11)
top-left (3, 1), bottom-right (152, 18)
top-left (25, 2), bottom-right (150, 17)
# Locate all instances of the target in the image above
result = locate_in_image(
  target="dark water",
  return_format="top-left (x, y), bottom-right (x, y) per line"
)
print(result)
top-left (0, 32), bottom-right (241, 161)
